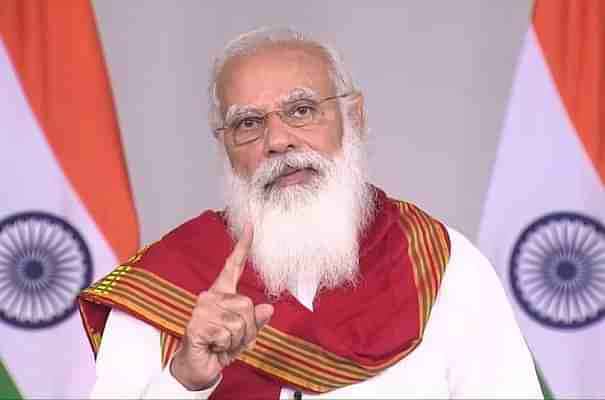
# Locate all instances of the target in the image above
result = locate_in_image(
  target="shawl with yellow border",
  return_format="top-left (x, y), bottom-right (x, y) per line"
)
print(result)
top-left (78, 188), bottom-right (450, 398)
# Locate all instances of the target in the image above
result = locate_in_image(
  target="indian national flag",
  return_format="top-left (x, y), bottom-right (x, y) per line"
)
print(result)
top-left (0, 1), bottom-right (139, 398)
top-left (478, 0), bottom-right (604, 398)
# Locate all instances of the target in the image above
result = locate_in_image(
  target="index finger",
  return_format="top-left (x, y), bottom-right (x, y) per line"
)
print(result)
top-left (211, 223), bottom-right (253, 293)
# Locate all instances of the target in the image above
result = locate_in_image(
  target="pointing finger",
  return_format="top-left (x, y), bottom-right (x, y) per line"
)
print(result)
top-left (211, 224), bottom-right (253, 293)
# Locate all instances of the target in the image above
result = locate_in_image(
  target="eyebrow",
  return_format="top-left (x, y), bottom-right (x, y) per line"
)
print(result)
top-left (224, 104), bottom-right (259, 123)
top-left (224, 87), bottom-right (320, 122)
top-left (277, 87), bottom-right (319, 105)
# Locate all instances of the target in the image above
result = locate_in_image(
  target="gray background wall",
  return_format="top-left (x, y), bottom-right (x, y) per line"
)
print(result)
top-left (91, 1), bottom-right (533, 245)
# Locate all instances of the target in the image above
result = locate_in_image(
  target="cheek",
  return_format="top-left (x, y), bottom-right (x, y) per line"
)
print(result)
top-left (225, 145), bottom-right (262, 178)
top-left (321, 108), bottom-right (345, 149)
top-left (313, 121), bottom-right (344, 155)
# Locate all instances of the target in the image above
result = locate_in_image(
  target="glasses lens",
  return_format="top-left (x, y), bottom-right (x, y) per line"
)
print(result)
top-left (234, 127), bottom-right (263, 145)
top-left (231, 116), bottom-right (264, 145)
top-left (283, 101), bottom-right (320, 127)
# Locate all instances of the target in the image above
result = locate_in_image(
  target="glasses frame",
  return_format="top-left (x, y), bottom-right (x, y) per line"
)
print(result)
top-left (215, 93), bottom-right (352, 146)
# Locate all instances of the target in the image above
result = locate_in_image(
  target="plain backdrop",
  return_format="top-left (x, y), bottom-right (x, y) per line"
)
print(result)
top-left (91, 1), bottom-right (534, 245)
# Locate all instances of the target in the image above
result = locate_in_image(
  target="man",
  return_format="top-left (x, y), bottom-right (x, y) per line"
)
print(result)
top-left (79, 27), bottom-right (544, 399)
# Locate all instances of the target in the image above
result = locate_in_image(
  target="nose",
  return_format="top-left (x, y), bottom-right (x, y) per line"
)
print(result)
top-left (263, 112), bottom-right (299, 156)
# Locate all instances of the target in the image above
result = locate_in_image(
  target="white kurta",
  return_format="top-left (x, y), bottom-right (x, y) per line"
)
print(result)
top-left (90, 228), bottom-right (544, 399)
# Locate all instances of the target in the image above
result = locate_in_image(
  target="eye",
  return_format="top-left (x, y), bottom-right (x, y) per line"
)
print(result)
top-left (289, 103), bottom-right (318, 119)
top-left (234, 117), bottom-right (264, 130)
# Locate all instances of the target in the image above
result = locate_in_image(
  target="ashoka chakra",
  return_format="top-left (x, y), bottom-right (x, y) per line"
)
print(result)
top-left (510, 212), bottom-right (605, 329)
top-left (0, 212), bottom-right (93, 329)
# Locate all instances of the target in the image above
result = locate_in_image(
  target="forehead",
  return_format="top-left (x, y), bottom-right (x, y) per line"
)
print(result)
top-left (216, 43), bottom-right (336, 111)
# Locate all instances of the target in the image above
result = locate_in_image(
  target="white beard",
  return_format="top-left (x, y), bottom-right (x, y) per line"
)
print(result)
top-left (223, 119), bottom-right (375, 299)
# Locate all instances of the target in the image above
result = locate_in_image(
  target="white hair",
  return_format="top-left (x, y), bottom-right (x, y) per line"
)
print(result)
top-left (208, 27), bottom-right (357, 132)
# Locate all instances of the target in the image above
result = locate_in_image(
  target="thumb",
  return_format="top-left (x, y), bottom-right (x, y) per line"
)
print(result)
top-left (254, 303), bottom-right (274, 330)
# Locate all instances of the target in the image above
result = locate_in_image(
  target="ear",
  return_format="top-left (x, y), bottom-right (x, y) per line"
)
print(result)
top-left (348, 92), bottom-right (365, 134)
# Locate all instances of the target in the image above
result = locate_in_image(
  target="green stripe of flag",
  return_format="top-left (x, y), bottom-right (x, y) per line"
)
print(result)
top-left (537, 364), bottom-right (554, 399)
top-left (0, 360), bottom-right (21, 400)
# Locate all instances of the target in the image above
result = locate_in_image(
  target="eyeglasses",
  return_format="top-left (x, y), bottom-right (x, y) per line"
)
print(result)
top-left (215, 93), bottom-right (351, 146)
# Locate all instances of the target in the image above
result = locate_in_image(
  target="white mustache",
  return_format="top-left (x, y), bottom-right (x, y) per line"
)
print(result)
top-left (251, 151), bottom-right (332, 188)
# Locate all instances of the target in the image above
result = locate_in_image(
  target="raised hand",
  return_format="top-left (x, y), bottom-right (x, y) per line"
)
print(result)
top-left (170, 225), bottom-right (274, 390)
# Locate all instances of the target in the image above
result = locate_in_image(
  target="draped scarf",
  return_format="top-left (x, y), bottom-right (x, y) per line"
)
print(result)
top-left (79, 188), bottom-right (450, 398)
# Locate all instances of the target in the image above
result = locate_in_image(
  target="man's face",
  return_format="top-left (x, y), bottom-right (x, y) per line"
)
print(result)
top-left (216, 44), bottom-right (345, 183)
top-left (217, 43), bottom-right (372, 297)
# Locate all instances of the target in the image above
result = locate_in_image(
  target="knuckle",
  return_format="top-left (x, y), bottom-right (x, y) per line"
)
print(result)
top-left (239, 296), bottom-right (254, 310)
top-left (196, 290), bottom-right (212, 305)
top-left (204, 325), bottom-right (221, 339)
top-left (184, 324), bottom-right (205, 343)
top-left (205, 325), bottom-right (230, 347)
top-left (183, 325), bottom-right (196, 340)
top-left (190, 305), bottom-right (210, 322)
top-left (222, 311), bottom-right (246, 334)
top-left (216, 327), bottom-right (230, 341)
top-left (215, 330), bottom-right (232, 349)
top-left (218, 292), bottom-right (236, 302)
top-left (185, 314), bottom-right (204, 332)
top-left (218, 310), bottom-right (238, 323)
top-left (198, 290), bottom-right (211, 299)
top-left (226, 294), bottom-right (253, 311)
top-left (231, 314), bottom-right (245, 332)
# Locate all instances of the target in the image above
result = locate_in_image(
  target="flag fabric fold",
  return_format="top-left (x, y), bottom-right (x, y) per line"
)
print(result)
top-left (478, 1), bottom-right (605, 398)
top-left (0, 1), bottom-right (139, 397)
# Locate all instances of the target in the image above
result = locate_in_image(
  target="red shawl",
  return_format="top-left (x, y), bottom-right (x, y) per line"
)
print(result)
top-left (79, 188), bottom-right (450, 398)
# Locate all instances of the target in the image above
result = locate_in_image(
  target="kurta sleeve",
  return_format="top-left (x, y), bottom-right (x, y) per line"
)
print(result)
top-left (90, 309), bottom-right (219, 399)
top-left (442, 228), bottom-right (544, 399)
